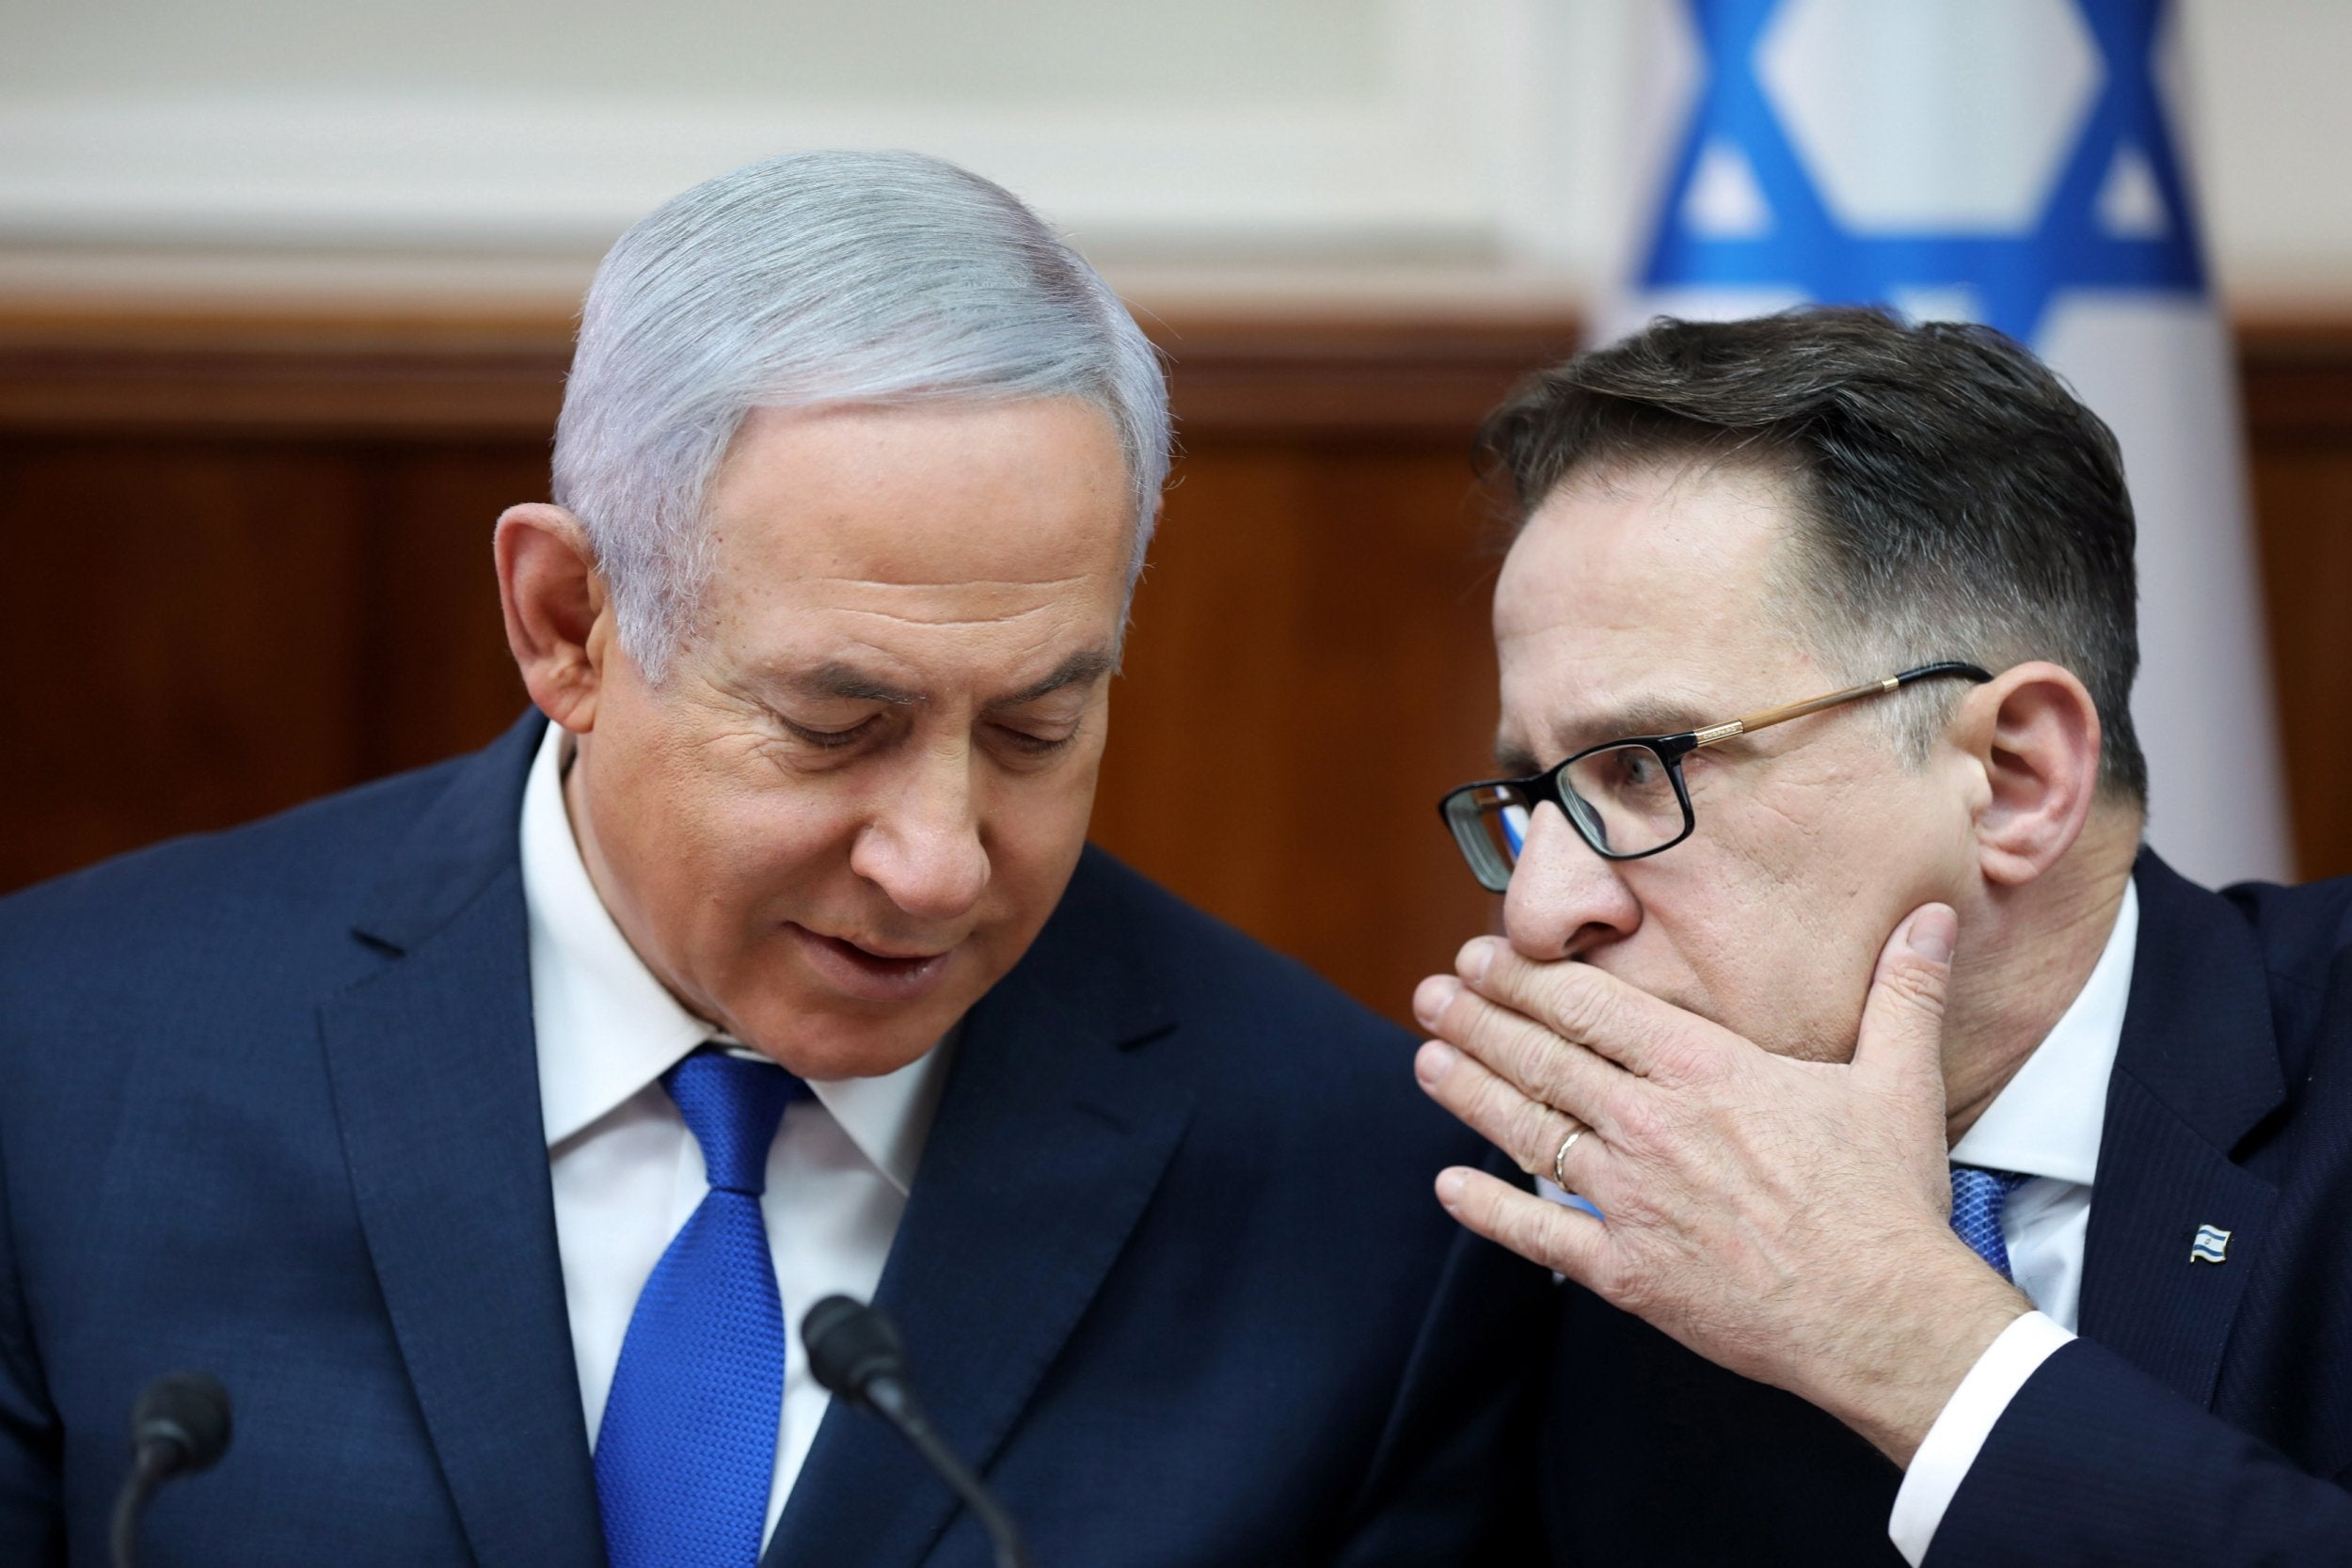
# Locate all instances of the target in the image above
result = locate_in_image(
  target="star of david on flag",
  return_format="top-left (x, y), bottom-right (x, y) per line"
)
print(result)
top-left (1593, 0), bottom-right (2290, 887)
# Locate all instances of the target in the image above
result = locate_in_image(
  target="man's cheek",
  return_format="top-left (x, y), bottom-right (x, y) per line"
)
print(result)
top-left (707, 784), bottom-right (854, 878)
top-left (1602, 919), bottom-right (1761, 1047)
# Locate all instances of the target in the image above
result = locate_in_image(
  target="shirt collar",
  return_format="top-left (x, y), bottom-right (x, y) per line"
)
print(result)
top-left (1947, 878), bottom-right (2139, 1188)
top-left (517, 722), bottom-right (947, 1193)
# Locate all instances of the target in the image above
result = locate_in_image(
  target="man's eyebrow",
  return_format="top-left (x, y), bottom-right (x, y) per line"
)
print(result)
top-left (1494, 736), bottom-right (1544, 776)
top-left (989, 648), bottom-right (1116, 708)
top-left (1582, 695), bottom-right (1714, 739)
top-left (788, 664), bottom-right (922, 705)
top-left (774, 650), bottom-right (1115, 709)
top-left (1492, 694), bottom-right (1715, 773)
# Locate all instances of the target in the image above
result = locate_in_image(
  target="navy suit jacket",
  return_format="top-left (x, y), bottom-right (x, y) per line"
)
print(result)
top-left (1541, 850), bottom-right (2352, 1566)
top-left (0, 713), bottom-right (1553, 1566)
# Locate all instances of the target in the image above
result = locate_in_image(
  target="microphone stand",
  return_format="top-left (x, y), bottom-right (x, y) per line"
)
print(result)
top-left (109, 1444), bottom-right (178, 1568)
top-left (802, 1295), bottom-right (1033, 1568)
top-left (110, 1371), bottom-right (233, 1568)
top-left (860, 1374), bottom-right (1033, 1568)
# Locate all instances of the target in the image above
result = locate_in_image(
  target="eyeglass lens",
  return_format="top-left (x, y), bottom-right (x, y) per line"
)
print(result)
top-left (1453, 743), bottom-right (1688, 882)
top-left (1561, 743), bottom-right (1685, 855)
top-left (1448, 784), bottom-right (1533, 887)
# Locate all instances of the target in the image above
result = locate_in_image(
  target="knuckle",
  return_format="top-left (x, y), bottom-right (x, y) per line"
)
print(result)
top-left (1467, 1180), bottom-right (1523, 1245)
top-left (1503, 1195), bottom-right (1565, 1259)
top-left (1428, 1070), bottom-right (1482, 1132)
top-left (1505, 1015), bottom-right (1575, 1101)
top-left (1881, 955), bottom-right (1951, 1012)
top-left (1508, 1097), bottom-right (1558, 1173)
top-left (1543, 964), bottom-right (1615, 1042)
top-left (1667, 1030), bottom-right (1728, 1085)
top-left (1610, 1092), bottom-right (1664, 1150)
top-left (1467, 1071), bottom-right (1532, 1149)
top-left (1600, 1259), bottom-right (1649, 1314)
top-left (1450, 987), bottom-right (1509, 1052)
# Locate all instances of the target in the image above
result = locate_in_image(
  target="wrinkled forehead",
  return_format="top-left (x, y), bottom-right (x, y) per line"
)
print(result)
top-left (718, 401), bottom-right (1131, 559)
top-left (1492, 459), bottom-right (1827, 761)
top-left (691, 400), bottom-right (1136, 684)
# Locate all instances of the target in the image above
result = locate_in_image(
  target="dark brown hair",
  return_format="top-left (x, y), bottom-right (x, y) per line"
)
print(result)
top-left (1477, 306), bottom-right (2146, 800)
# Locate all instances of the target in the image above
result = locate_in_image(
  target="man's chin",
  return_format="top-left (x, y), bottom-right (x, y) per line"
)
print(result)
top-left (729, 997), bottom-right (964, 1082)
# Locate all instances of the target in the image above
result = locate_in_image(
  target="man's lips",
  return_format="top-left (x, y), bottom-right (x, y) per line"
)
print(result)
top-left (785, 923), bottom-right (959, 1004)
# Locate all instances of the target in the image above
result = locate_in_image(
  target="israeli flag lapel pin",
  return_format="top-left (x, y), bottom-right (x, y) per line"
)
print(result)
top-left (2190, 1224), bottom-right (2233, 1265)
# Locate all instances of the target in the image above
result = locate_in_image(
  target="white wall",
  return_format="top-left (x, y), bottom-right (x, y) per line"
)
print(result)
top-left (2180, 0), bottom-right (2352, 303)
top-left (0, 0), bottom-right (2344, 312)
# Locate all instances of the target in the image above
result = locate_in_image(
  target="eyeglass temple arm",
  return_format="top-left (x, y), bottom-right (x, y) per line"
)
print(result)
top-left (1687, 662), bottom-right (1994, 751)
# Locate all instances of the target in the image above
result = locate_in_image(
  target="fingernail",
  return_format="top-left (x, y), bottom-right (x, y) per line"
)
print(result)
top-left (1413, 974), bottom-right (1462, 1028)
top-left (1908, 905), bottom-right (1957, 964)
top-left (1415, 1039), bottom-right (1460, 1087)
top-left (1456, 937), bottom-right (1497, 982)
top-left (1435, 1167), bottom-right (1468, 1211)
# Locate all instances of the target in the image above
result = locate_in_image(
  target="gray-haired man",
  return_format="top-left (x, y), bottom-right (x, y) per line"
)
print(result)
top-left (0, 152), bottom-right (1548, 1567)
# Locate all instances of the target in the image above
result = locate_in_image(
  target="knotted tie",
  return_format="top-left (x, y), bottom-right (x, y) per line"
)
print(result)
top-left (596, 1051), bottom-right (805, 1568)
top-left (1948, 1165), bottom-right (2032, 1281)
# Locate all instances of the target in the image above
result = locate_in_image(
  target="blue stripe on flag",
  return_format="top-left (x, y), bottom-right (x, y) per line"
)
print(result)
top-left (1642, 0), bottom-right (2203, 344)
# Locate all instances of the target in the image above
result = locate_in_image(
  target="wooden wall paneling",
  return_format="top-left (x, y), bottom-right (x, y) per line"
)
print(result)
top-left (0, 436), bottom-right (373, 888)
top-left (2246, 446), bottom-right (2352, 879)
top-left (1152, 318), bottom-right (1582, 438)
top-left (358, 444), bottom-right (541, 777)
top-left (1088, 436), bottom-right (1508, 1021)
top-left (2240, 324), bottom-right (2352, 884)
top-left (6, 309), bottom-right (2352, 1030)
top-left (0, 312), bottom-right (569, 437)
top-left (0, 307), bottom-right (1566, 1026)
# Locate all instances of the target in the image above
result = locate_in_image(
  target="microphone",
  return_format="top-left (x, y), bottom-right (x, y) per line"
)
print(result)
top-left (110, 1371), bottom-right (232, 1568)
top-left (802, 1296), bottom-right (1033, 1568)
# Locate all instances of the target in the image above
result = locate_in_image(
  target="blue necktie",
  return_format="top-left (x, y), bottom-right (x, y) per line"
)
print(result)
top-left (1948, 1165), bottom-right (2032, 1281)
top-left (596, 1051), bottom-right (805, 1568)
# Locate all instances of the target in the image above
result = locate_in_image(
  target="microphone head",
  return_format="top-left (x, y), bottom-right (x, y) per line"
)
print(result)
top-left (801, 1295), bottom-right (907, 1404)
top-left (130, 1372), bottom-right (232, 1474)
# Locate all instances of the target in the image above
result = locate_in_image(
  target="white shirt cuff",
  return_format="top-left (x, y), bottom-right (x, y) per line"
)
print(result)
top-left (1887, 1309), bottom-right (2075, 1566)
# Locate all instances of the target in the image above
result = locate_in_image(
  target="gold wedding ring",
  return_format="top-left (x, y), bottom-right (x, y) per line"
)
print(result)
top-left (1552, 1125), bottom-right (1585, 1188)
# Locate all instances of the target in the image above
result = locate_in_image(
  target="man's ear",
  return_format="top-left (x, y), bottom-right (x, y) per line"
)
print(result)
top-left (494, 503), bottom-right (612, 732)
top-left (1952, 660), bottom-right (2104, 887)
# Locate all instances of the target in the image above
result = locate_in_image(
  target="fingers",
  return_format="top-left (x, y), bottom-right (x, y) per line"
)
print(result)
top-left (1547, 1121), bottom-right (1605, 1196)
top-left (1436, 1164), bottom-right (1609, 1286)
top-left (1413, 972), bottom-right (1636, 1133)
top-left (1851, 903), bottom-right (1955, 1094)
top-left (1455, 939), bottom-right (1711, 1079)
top-left (1414, 1037), bottom-right (1585, 1180)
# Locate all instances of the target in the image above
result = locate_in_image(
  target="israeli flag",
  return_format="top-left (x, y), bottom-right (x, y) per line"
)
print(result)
top-left (1597, 0), bottom-right (2288, 887)
top-left (2190, 1223), bottom-right (2231, 1264)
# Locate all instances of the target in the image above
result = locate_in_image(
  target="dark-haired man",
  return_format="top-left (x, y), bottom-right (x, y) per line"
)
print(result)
top-left (1414, 307), bottom-right (2352, 1565)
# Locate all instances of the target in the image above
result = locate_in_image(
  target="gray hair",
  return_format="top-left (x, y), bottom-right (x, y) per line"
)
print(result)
top-left (552, 150), bottom-right (1171, 679)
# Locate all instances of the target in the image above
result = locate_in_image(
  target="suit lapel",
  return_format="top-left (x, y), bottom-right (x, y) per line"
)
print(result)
top-left (2078, 851), bottom-right (2286, 1408)
top-left (319, 714), bottom-right (608, 1568)
top-left (767, 851), bottom-right (1192, 1568)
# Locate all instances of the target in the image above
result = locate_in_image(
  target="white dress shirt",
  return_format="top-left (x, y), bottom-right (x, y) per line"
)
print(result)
top-left (1887, 879), bottom-right (2140, 1564)
top-left (518, 723), bottom-right (952, 1548)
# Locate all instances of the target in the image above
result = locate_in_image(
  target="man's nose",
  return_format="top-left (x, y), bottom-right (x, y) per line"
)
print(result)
top-left (850, 744), bottom-right (992, 923)
top-left (1502, 800), bottom-right (1642, 959)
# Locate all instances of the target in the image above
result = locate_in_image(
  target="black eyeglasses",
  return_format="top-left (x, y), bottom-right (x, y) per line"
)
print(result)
top-left (1438, 662), bottom-right (1994, 892)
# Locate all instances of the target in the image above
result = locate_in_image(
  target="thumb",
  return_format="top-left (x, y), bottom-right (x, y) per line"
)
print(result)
top-left (1852, 902), bottom-right (1956, 1090)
